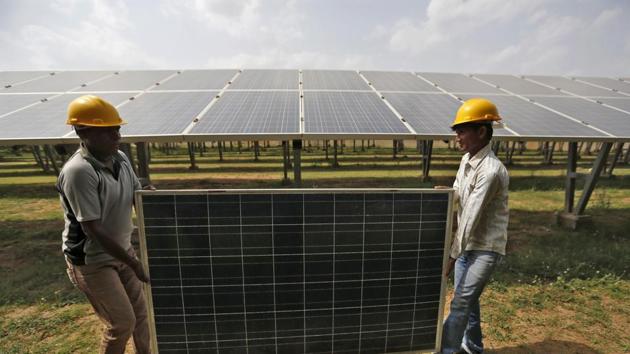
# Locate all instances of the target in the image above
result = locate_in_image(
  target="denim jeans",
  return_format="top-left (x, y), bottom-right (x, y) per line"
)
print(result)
top-left (441, 250), bottom-right (502, 354)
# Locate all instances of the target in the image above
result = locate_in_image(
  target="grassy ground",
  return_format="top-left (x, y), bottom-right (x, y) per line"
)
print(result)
top-left (0, 143), bottom-right (628, 353)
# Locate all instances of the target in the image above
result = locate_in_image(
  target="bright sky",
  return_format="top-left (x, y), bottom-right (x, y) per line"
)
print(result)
top-left (1, 0), bottom-right (628, 76)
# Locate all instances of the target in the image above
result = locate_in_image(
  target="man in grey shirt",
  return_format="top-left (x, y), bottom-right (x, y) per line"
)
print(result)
top-left (57, 95), bottom-right (150, 353)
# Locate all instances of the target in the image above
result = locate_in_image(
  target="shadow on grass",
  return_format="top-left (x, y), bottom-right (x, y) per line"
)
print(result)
top-left (488, 339), bottom-right (602, 354)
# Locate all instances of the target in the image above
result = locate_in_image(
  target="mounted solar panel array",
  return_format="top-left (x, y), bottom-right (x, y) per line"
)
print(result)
top-left (1, 69), bottom-right (629, 145)
top-left (137, 189), bottom-right (452, 354)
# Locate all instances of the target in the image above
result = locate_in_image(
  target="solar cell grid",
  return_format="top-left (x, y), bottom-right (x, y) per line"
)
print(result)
top-left (304, 91), bottom-right (411, 134)
top-left (117, 91), bottom-right (217, 136)
top-left (302, 70), bottom-right (370, 91)
top-left (229, 70), bottom-right (299, 90)
top-left (530, 96), bottom-right (630, 137)
top-left (459, 94), bottom-right (606, 138)
top-left (474, 74), bottom-right (568, 96)
top-left (361, 71), bottom-right (440, 92)
top-left (75, 70), bottom-right (175, 92)
top-left (0, 92), bottom-right (134, 141)
top-left (152, 70), bottom-right (237, 91)
top-left (138, 189), bottom-right (451, 354)
top-left (190, 91), bottom-right (300, 134)
top-left (4, 71), bottom-right (112, 93)
top-left (526, 75), bottom-right (626, 98)
top-left (382, 93), bottom-right (458, 136)
top-left (418, 73), bottom-right (503, 94)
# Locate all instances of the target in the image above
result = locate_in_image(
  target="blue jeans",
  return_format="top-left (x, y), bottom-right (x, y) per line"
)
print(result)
top-left (441, 251), bottom-right (502, 354)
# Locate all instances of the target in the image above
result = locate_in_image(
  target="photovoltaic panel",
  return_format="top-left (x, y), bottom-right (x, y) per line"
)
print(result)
top-left (229, 70), bottom-right (299, 90)
top-left (595, 98), bottom-right (630, 113)
top-left (574, 77), bottom-right (630, 95)
top-left (526, 75), bottom-right (626, 98)
top-left (1, 71), bottom-right (51, 87)
top-left (417, 73), bottom-right (503, 94)
top-left (474, 74), bottom-right (568, 96)
top-left (3, 71), bottom-right (112, 93)
top-left (190, 91), bottom-right (299, 134)
top-left (302, 70), bottom-right (371, 91)
top-left (137, 189), bottom-right (451, 354)
top-left (304, 92), bottom-right (411, 134)
top-left (360, 71), bottom-right (440, 92)
top-left (0, 93), bottom-right (134, 141)
top-left (0, 94), bottom-right (48, 116)
top-left (117, 92), bottom-right (217, 136)
top-left (152, 70), bottom-right (238, 91)
top-left (530, 96), bottom-right (630, 137)
top-left (382, 93), bottom-right (459, 136)
top-left (459, 94), bottom-right (606, 139)
top-left (75, 70), bottom-right (176, 92)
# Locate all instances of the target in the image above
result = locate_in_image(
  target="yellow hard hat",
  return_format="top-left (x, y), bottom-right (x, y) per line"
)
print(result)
top-left (451, 98), bottom-right (501, 128)
top-left (66, 95), bottom-right (126, 127)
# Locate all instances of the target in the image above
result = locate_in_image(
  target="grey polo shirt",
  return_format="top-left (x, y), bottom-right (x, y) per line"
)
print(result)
top-left (57, 144), bottom-right (141, 265)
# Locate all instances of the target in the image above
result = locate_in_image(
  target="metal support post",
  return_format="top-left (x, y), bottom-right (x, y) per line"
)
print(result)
top-left (254, 141), bottom-right (260, 161)
top-left (292, 140), bottom-right (302, 185)
top-left (187, 142), bottom-right (198, 170)
top-left (332, 140), bottom-right (339, 167)
top-left (135, 142), bottom-right (150, 185)
top-left (282, 141), bottom-right (291, 185)
top-left (603, 142), bottom-right (624, 177)
top-left (421, 140), bottom-right (433, 182)
top-left (392, 140), bottom-right (397, 159)
top-left (564, 142), bottom-right (578, 213)
top-left (575, 142), bottom-right (613, 215)
top-left (43, 145), bottom-right (60, 176)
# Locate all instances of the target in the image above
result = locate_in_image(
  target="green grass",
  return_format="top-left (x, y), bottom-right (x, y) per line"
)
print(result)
top-left (0, 143), bottom-right (629, 353)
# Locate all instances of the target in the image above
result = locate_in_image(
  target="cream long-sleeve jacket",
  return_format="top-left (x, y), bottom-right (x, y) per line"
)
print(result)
top-left (450, 143), bottom-right (509, 260)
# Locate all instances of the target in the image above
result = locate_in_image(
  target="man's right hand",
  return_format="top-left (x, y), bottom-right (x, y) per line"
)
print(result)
top-left (130, 258), bottom-right (150, 283)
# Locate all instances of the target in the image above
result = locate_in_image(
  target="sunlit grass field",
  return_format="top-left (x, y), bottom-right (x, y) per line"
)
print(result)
top-left (1, 142), bottom-right (628, 353)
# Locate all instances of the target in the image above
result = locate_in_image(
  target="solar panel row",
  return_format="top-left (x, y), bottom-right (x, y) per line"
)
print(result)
top-left (1, 70), bottom-right (629, 143)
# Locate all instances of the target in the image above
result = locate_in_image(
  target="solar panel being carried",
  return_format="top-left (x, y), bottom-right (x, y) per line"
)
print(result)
top-left (303, 91), bottom-right (411, 135)
top-left (229, 69), bottom-right (299, 90)
top-left (152, 70), bottom-right (238, 91)
top-left (361, 71), bottom-right (440, 92)
top-left (190, 91), bottom-right (300, 135)
top-left (117, 91), bottom-right (217, 137)
top-left (137, 189), bottom-right (451, 354)
top-left (303, 70), bottom-right (370, 91)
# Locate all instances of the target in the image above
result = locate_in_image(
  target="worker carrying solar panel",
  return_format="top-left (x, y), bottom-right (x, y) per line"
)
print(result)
top-left (56, 95), bottom-right (152, 354)
top-left (438, 98), bottom-right (509, 354)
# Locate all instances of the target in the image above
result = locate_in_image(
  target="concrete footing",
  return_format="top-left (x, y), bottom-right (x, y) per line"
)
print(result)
top-left (554, 211), bottom-right (592, 230)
